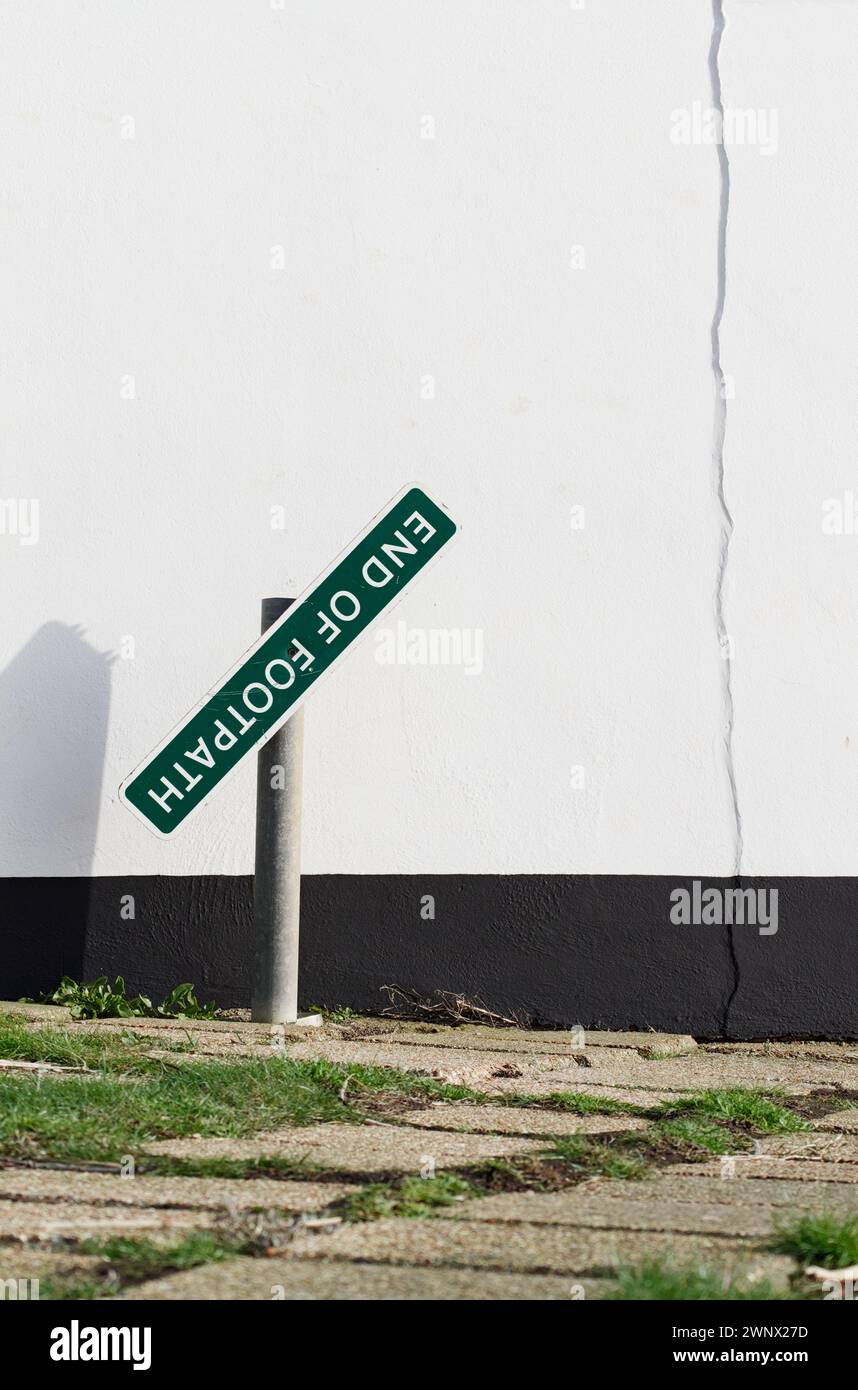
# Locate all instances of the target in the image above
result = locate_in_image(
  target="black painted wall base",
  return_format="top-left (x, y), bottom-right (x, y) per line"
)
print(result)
top-left (1, 875), bottom-right (855, 1039)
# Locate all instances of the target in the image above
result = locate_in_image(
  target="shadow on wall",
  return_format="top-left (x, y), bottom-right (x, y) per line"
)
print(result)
top-left (0, 622), bottom-right (114, 998)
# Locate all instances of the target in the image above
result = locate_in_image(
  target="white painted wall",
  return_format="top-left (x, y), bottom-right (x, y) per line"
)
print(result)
top-left (721, 1), bottom-right (858, 875)
top-left (0, 2), bottom-right (848, 879)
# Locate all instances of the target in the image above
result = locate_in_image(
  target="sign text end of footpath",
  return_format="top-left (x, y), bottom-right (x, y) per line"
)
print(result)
top-left (120, 486), bottom-right (458, 837)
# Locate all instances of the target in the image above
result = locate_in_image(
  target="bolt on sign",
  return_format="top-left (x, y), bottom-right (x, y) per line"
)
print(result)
top-left (121, 486), bottom-right (457, 837)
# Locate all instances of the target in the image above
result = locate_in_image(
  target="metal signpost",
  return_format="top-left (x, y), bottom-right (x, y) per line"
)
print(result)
top-left (252, 596), bottom-right (305, 1024)
top-left (120, 485), bottom-right (458, 1021)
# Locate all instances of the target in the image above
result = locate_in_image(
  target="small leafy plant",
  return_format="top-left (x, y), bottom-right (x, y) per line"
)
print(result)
top-left (30, 976), bottom-right (216, 1021)
top-left (309, 1004), bottom-right (358, 1024)
top-left (155, 983), bottom-right (217, 1020)
top-left (36, 976), bottom-right (152, 1020)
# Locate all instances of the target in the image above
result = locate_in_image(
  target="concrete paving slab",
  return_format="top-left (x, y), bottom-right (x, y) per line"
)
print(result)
top-left (281, 1036), bottom-right (635, 1085)
top-left (377, 1029), bottom-right (696, 1060)
top-left (336, 1063), bottom-right (827, 1102)
top-left (87, 1017), bottom-right (285, 1038)
top-left (0, 1200), bottom-right (215, 1241)
top-left (123, 1036), bottom-right (646, 1071)
top-left (0, 1250), bottom-right (105, 1288)
top-left (0, 1002), bottom-right (73, 1024)
top-left (440, 1193), bottom-right (784, 1238)
top-left (815, 1110), bottom-right (858, 1134)
top-left (659, 1162), bottom-right (856, 1184)
top-left (662, 1158), bottom-right (858, 1183)
top-left (388, 1023), bottom-right (696, 1052)
top-left (579, 1173), bottom-right (858, 1209)
top-left (278, 1036), bottom-right (858, 1093)
top-left (376, 1031), bottom-right (590, 1059)
top-left (18, 1014), bottom-right (695, 1060)
top-left (482, 1080), bottom-right (686, 1102)
top-left (412, 1059), bottom-right (839, 1096)
top-left (622, 1173), bottom-right (856, 1206)
top-left (581, 1032), bottom-right (697, 1057)
top-left (0, 1058), bottom-right (88, 1074)
top-left (585, 1055), bottom-right (854, 1090)
top-left (442, 1177), bottom-right (858, 1229)
top-left (398, 1103), bottom-right (650, 1137)
top-left (0, 1168), bottom-right (355, 1212)
top-left (760, 1132), bottom-right (858, 1161)
top-left (285, 1219), bottom-right (796, 1286)
top-left (119, 1255), bottom-right (579, 1300)
top-left (85, 1031), bottom-right (290, 1060)
top-left (143, 1122), bottom-right (543, 1173)
top-left (144, 1043), bottom-right (263, 1061)
top-left (705, 1042), bottom-right (858, 1065)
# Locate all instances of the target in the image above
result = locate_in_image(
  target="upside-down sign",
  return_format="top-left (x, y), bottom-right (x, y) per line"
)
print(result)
top-left (120, 486), bottom-right (458, 837)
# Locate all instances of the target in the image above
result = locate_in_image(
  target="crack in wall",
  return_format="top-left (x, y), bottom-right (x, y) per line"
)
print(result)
top-left (709, 0), bottom-right (742, 1036)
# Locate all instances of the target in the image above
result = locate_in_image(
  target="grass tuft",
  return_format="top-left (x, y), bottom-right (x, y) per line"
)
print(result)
top-left (338, 1172), bottom-right (473, 1222)
top-left (546, 1135), bottom-right (650, 1181)
top-left (41, 1231), bottom-right (246, 1300)
top-left (85, 1230), bottom-right (240, 1278)
top-left (769, 1212), bottom-right (858, 1268)
top-left (0, 1050), bottom-right (488, 1164)
top-left (653, 1089), bottom-right (809, 1134)
top-left (606, 1260), bottom-right (799, 1301)
top-left (0, 1016), bottom-right (188, 1072)
top-left (308, 1005), bottom-right (358, 1024)
top-left (0, 1057), bottom-right (351, 1162)
top-left (654, 1115), bottom-right (752, 1156)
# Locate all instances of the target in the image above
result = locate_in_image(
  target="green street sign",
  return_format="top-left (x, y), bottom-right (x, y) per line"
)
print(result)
top-left (121, 486), bottom-right (457, 837)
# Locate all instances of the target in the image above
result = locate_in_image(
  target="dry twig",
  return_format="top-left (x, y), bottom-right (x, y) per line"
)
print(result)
top-left (380, 985), bottom-right (527, 1029)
